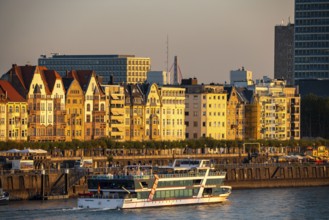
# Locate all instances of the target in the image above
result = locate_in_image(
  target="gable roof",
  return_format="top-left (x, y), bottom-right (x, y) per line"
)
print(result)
top-left (225, 85), bottom-right (248, 103)
top-left (67, 70), bottom-right (93, 92)
top-left (1, 64), bottom-right (38, 98)
top-left (124, 84), bottom-right (145, 105)
top-left (67, 70), bottom-right (104, 95)
top-left (62, 77), bottom-right (74, 93)
top-left (0, 80), bottom-right (26, 102)
top-left (237, 87), bottom-right (254, 104)
top-left (0, 65), bottom-right (63, 97)
top-left (42, 69), bottom-right (62, 93)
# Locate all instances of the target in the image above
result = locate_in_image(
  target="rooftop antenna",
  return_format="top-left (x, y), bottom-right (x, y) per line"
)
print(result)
top-left (288, 16), bottom-right (291, 25)
top-left (166, 35), bottom-right (169, 73)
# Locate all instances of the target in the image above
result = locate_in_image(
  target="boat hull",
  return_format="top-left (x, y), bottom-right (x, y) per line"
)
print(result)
top-left (78, 198), bottom-right (124, 209)
top-left (78, 192), bottom-right (230, 209)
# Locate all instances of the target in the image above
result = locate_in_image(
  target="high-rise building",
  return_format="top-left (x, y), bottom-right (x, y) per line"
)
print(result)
top-left (294, 0), bottom-right (329, 82)
top-left (38, 54), bottom-right (151, 84)
top-left (274, 23), bottom-right (294, 85)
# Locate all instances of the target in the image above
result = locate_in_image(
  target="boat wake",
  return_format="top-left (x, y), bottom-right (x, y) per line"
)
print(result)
top-left (62, 207), bottom-right (83, 212)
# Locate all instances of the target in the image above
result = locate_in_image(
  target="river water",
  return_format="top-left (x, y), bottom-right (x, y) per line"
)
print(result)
top-left (1, 187), bottom-right (329, 220)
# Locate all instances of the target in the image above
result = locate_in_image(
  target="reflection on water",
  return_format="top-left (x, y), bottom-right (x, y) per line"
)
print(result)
top-left (1, 187), bottom-right (329, 220)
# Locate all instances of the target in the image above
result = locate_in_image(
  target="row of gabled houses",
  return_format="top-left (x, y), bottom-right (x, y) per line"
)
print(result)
top-left (0, 64), bottom-right (301, 143)
top-left (0, 64), bottom-right (186, 142)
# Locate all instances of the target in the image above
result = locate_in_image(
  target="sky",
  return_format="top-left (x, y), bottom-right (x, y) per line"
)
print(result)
top-left (0, 0), bottom-right (294, 84)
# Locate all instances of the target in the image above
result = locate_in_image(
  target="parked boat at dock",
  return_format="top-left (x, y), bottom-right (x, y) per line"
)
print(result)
top-left (0, 189), bottom-right (9, 205)
top-left (77, 159), bottom-right (231, 209)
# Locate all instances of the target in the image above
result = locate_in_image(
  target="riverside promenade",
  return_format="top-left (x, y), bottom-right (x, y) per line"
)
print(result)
top-left (1, 150), bottom-right (329, 200)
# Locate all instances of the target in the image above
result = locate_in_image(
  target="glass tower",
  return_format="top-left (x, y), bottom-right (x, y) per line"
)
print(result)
top-left (294, 0), bottom-right (329, 82)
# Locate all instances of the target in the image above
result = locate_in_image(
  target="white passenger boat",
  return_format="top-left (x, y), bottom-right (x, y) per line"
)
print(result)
top-left (78, 159), bottom-right (231, 209)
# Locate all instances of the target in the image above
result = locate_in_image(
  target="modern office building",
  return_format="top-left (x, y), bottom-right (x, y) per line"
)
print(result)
top-left (38, 54), bottom-right (151, 84)
top-left (230, 67), bottom-right (254, 87)
top-left (274, 22), bottom-right (294, 85)
top-left (294, 0), bottom-right (329, 82)
top-left (147, 71), bottom-right (169, 85)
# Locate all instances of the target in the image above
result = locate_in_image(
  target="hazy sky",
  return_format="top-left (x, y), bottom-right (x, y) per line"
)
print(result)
top-left (0, 0), bottom-right (294, 84)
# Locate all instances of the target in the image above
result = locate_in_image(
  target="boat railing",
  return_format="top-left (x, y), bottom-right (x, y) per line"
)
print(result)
top-left (91, 170), bottom-right (226, 180)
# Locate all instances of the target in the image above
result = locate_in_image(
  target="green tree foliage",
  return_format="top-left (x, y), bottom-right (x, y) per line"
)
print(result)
top-left (301, 94), bottom-right (329, 139)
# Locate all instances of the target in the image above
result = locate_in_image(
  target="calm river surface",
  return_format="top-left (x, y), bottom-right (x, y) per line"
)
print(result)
top-left (1, 187), bottom-right (329, 220)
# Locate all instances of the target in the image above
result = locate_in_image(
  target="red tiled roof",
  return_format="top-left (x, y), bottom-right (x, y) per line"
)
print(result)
top-left (0, 80), bottom-right (26, 102)
top-left (2, 64), bottom-right (46, 98)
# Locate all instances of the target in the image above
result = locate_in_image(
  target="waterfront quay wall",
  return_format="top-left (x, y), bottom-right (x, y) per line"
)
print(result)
top-left (220, 163), bottom-right (329, 189)
top-left (0, 171), bottom-right (61, 200)
top-left (0, 170), bottom-right (87, 200)
top-left (1, 162), bottom-right (329, 200)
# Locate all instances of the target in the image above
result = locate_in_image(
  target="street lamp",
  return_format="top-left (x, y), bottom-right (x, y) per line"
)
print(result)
top-left (122, 145), bottom-right (125, 167)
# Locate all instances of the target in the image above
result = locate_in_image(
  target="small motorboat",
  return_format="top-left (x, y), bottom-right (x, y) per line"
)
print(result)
top-left (0, 189), bottom-right (9, 205)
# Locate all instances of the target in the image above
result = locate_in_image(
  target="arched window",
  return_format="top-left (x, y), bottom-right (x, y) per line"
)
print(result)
top-left (100, 104), bottom-right (104, 111)
top-left (9, 106), bottom-right (13, 113)
top-left (16, 106), bottom-right (19, 112)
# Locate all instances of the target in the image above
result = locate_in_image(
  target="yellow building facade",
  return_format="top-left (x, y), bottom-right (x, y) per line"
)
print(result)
top-left (124, 84), bottom-right (145, 141)
top-left (144, 84), bottom-right (162, 141)
top-left (253, 79), bottom-right (300, 140)
top-left (27, 67), bottom-right (66, 141)
top-left (104, 85), bottom-right (125, 141)
top-left (63, 78), bottom-right (85, 141)
top-left (225, 86), bottom-right (246, 140)
top-left (0, 80), bottom-right (28, 141)
top-left (159, 86), bottom-right (185, 141)
top-left (183, 84), bottom-right (227, 140)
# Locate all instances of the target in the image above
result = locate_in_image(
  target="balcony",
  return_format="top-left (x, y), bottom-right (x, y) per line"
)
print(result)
top-left (92, 110), bottom-right (106, 116)
top-left (55, 109), bottom-right (66, 115)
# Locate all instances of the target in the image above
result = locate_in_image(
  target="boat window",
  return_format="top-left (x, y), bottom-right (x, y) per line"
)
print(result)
top-left (193, 179), bottom-right (201, 185)
top-left (140, 181), bottom-right (148, 188)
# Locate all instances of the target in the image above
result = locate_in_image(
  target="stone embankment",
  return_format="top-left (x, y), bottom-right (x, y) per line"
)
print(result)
top-left (1, 163), bottom-right (329, 200)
